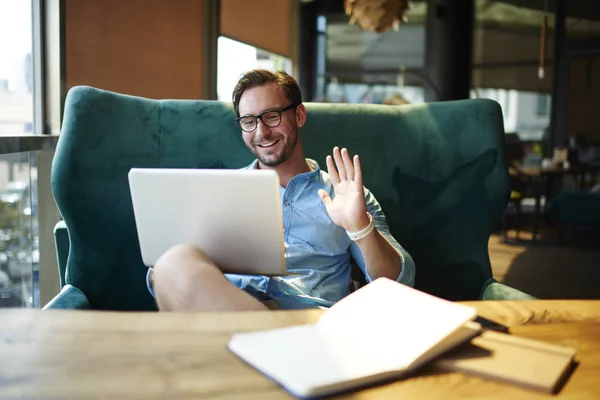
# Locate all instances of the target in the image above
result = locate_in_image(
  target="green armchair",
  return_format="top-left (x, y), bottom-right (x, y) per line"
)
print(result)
top-left (44, 86), bottom-right (534, 311)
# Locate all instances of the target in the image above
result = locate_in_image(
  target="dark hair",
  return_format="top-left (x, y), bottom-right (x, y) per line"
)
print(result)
top-left (232, 69), bottom-right (303, 117)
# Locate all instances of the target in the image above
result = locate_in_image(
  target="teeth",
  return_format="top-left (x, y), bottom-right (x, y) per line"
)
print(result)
top-left (259, 140), bottom-right (278, 148)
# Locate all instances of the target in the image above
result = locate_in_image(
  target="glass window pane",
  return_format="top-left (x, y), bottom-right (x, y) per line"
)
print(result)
top-left (0, 0), bottom-right (34, 136)
top-left (0, 151), bottom-right (37, 308)
top-left (472, 1), bottom-right (553, 143)
top-left (320, 3), bottom-right (428, 104)
top-left (566, 1), bottom-right (600, 39)
top-left (322, 81), bottom-right (425, 105)
top-left (216, 36), bottom-right (293, 102)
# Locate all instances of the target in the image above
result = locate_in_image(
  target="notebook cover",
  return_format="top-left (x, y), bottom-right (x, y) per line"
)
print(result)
top-left (434, 330), bottom-right (576, 393)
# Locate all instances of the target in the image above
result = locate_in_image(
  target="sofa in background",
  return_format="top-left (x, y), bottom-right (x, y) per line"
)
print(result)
top-left (546, 189), bottom-right (600, 244)
top-left (44, 86), bottom-right (534, 310)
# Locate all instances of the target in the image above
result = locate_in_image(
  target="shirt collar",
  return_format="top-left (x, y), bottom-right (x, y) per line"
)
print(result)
top-left (246, 158), bottom-right (322, 178)
top-left (246, 159), bottom-right (260, 170)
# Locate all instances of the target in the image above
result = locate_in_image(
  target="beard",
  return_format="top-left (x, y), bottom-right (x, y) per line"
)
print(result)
top-left (248, 127), bottom-right (299, 167)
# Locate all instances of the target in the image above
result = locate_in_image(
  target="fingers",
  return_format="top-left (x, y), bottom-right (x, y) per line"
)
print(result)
top-left (332, 147), bottom-right (347, 181)
top-left (317, 189), bottom-right (332, 206)
top-left (341, 148), bottom-right (354, 181)
top-left (354, 154), bottom-right (363, 187)
top-left (326, 155), bottom-right (340, 185)
top-left (329, 146), bottom-right (361, 183)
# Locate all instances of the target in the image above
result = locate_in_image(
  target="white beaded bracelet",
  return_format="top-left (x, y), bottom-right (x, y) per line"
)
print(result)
top-left (346, 212), bottom-right (375, 241)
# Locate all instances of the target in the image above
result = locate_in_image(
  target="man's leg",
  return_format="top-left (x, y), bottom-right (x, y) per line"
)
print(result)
top-left (152, 244), bottom-right (268, 312)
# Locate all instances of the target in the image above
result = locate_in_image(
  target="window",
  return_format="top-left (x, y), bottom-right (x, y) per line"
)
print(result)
top-left (0, 0), bottom-right (41, 308)
top-left (536, 93), bottom-right (550, 116)
top-left (319, 4), bottom-right (428, 104)
top-left (217, 36), bottom-right (293, 102)
top-left (0, 152), bottom-right (38, 308)
top-left (471, 1), bottom-right (554, 141)
top-left (0, 0), bottom-right (34, 136)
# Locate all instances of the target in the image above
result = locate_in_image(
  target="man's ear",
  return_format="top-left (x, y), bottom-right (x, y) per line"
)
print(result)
top-left (296, 104), bottom-right (307, 128)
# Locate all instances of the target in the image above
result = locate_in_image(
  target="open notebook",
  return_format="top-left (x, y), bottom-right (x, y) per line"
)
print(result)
top-left (227, 278), bottom-right (482, 399)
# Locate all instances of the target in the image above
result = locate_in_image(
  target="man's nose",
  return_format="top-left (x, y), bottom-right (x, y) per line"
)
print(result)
top-left (255, 118), bottom-right (271, 137)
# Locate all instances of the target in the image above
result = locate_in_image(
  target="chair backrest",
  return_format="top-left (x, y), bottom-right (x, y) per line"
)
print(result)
top-left (53, 86), bottom-right (509, 310)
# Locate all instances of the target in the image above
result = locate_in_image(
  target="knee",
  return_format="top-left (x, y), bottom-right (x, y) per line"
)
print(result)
top-left (154, 244), bottom-right (211, 272)
top-left (152, 244), bottom-right (219, 290)
top-left (151, 244), bottom-right (222, 311)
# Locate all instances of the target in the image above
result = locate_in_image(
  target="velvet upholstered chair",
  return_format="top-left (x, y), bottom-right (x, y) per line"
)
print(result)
top-left (44, 86), bottom-right (535, 310)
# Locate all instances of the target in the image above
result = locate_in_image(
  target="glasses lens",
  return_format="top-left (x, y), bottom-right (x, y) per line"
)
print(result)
top-left (262, 111), bottom-right (281, 127)
top-left (239, 117), bottom-right (256, 131)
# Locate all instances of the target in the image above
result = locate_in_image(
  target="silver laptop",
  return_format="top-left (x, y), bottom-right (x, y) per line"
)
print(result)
top-left (128, 167), bottom-right (286, 276)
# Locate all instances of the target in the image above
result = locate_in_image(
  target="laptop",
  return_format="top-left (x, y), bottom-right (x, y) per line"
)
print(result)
top-left (128, 167), bottom-right (287, 276)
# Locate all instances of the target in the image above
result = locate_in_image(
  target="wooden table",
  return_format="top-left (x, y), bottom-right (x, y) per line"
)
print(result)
top-left (1, 300), bottom-right (600, 399)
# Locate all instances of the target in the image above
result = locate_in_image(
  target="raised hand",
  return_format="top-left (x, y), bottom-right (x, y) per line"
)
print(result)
top-left (318, 147), bottom-right (370, 232)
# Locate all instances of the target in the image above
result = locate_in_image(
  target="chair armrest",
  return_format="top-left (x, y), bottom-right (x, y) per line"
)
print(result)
top-left (479, 278), bottom-right (537, 300)
top-left (54, 220), bottom-right (69, 288)
top-left (42, 284), bottom-right (91, 309)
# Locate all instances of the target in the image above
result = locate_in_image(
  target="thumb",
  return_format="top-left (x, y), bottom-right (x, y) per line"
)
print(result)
top-left (318, 189), bottom-right (332, 206)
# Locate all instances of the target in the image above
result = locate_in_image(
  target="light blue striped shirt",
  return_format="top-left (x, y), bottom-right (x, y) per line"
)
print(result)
top-left (147, 159), bottom-right (415, 309)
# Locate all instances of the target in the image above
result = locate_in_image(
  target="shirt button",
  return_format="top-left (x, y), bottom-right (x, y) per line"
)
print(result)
top-left (284, 200), bottom-right (289, 206)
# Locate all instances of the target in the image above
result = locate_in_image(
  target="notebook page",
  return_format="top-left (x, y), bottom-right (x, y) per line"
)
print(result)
top-left (316, 278), bottom-right (477, 365)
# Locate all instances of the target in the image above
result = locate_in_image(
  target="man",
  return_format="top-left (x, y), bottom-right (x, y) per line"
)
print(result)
top-left (149, 69), bottom-right (415, 311)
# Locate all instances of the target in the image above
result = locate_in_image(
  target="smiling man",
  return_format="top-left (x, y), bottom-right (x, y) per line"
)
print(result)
top-left (149, 69), bottom-right (415, 311)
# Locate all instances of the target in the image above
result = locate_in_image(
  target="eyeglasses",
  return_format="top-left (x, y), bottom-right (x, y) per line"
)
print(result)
top-left (236, 104), bottom-right (297, 132)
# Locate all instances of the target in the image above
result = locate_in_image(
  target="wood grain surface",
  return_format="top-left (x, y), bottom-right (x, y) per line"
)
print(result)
top-left (1, 300), bottom-right (599, 399)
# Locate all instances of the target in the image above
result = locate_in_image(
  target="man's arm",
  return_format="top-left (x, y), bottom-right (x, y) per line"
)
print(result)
top-left (350, 221), bottom-right (402, 280)
top-left (348, 193), bottom-right (415, 285)
top-left (318, 147), bottom-right (415, 285)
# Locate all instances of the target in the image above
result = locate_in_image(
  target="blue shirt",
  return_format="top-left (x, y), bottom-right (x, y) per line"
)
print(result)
top-left (147, 159), bottom-right (415, 309)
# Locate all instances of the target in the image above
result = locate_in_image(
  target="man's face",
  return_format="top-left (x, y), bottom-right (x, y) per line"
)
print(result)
top-left (237, 83), bottom-right (306, 167)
